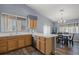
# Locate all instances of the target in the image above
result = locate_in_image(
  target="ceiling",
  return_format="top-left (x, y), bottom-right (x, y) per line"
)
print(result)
top-left (27, 4), bottom-right (79, 22)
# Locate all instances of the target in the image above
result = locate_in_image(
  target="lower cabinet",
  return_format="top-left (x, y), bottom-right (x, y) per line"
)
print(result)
top-left (8, 37), bottom-right (18, 51)
top-left (0, 35), bottom-right (32, 54)
top-left (0, 38), bottom-right (7, 53)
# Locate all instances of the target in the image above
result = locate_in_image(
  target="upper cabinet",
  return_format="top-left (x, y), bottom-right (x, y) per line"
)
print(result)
top-left (27, 15), bottom-right (37, 29)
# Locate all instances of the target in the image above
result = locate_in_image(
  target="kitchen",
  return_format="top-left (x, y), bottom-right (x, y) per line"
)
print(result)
top-left (0, 4), bottom-right (79, 55)
top-left (0, 4), bottom-right (57, 55)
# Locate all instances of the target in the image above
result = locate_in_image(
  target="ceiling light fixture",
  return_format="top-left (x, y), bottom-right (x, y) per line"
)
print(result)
top-left (58, 8), bottom-right (66, 24)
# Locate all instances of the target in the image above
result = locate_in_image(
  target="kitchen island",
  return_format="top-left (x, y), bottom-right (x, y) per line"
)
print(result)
top-left (33, 33), bottom-right (57, 55)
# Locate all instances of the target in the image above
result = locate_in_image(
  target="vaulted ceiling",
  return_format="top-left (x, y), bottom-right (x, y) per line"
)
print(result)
top-left (27, 4), bottom-right (79, 22)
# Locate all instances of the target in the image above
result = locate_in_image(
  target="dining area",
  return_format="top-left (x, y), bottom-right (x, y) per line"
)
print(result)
top-left (55, 19), bottom-right (79, 54)
top-left (56, 32), bottom-right (74, 47)
top-left (55, 32), bottom-right (77, 55)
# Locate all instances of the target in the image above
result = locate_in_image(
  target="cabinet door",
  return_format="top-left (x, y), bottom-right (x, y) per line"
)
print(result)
top-left (40, 41), bottom-right (45, 54)
top-left (18, 36), bottom-right (25, 48)
top-left (45, 38), bottom-right (53, 54)
top-left (28, 19), bottom-right (34, 29)
top-left (8, 37), bottom-right (18, 51)
top-left (25, 35), bottom-right (32, 46)
top-left (0, 39), bottom-right (7, 53)
top-left (40, 37), bottom-right (45, 54)
top-left (33, 20), bottom-right (37, 28)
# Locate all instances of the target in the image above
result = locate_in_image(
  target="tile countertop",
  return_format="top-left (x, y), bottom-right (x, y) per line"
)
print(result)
top-left (0, 32), bottom-right (58, 38)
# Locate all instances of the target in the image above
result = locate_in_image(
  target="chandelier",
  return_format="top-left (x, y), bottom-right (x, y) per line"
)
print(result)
top-left (58, 8), bottom-right (66, 24)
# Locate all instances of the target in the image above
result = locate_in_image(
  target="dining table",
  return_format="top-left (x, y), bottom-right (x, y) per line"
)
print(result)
top-left (62, 34), bottom-right (71, 37)
top-left (57, 33), bottom-right (71, 46)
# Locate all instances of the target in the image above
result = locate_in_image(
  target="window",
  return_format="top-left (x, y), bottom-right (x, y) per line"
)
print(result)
top-left (75, 26), bottom-right (78, 33)
top-left (0, 14), bottom-right (17, 32)
top-left (16, 17), bottom-right (26, 32)
top-left (43, 25), bottom-right (51, 34)
top-left (59, 24), bottom-right (79, 33)
top-left (21, 19), bottom-right (26, 31)
top-left (0, 13), bottom-right (27, 32)
top-left (12, 19), bottom-right (16, 31)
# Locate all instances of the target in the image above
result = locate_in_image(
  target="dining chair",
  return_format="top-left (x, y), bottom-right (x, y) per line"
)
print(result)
top-left (56, 34), bottom-right (64, 45)
top-left (68, 33), bottom-right (74, 46)
top-left (63, 36), bottom-right (68, 46)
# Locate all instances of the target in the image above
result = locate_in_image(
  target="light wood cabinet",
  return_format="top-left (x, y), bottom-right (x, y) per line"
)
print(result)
top-left (27, 15), bottom-right (37, 29)
top-left (28, 19), bottom-right (34, 29)
top-left (36, 36), bottom-right (55, 55)
top-left (8, 37), bottom-right (18, 51)
top-left (0, 38), bottom-right (7, 53)
top-left (25, 35), bottom-right (32, 46)
top-left (33, 20), bottom-right (37, 28)
top-left (28, 19), bottom-right (37, 29)
top-left (45, 38), bottom-right (54, 54)
top-left (0, 35), bottom-right (32, 54)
